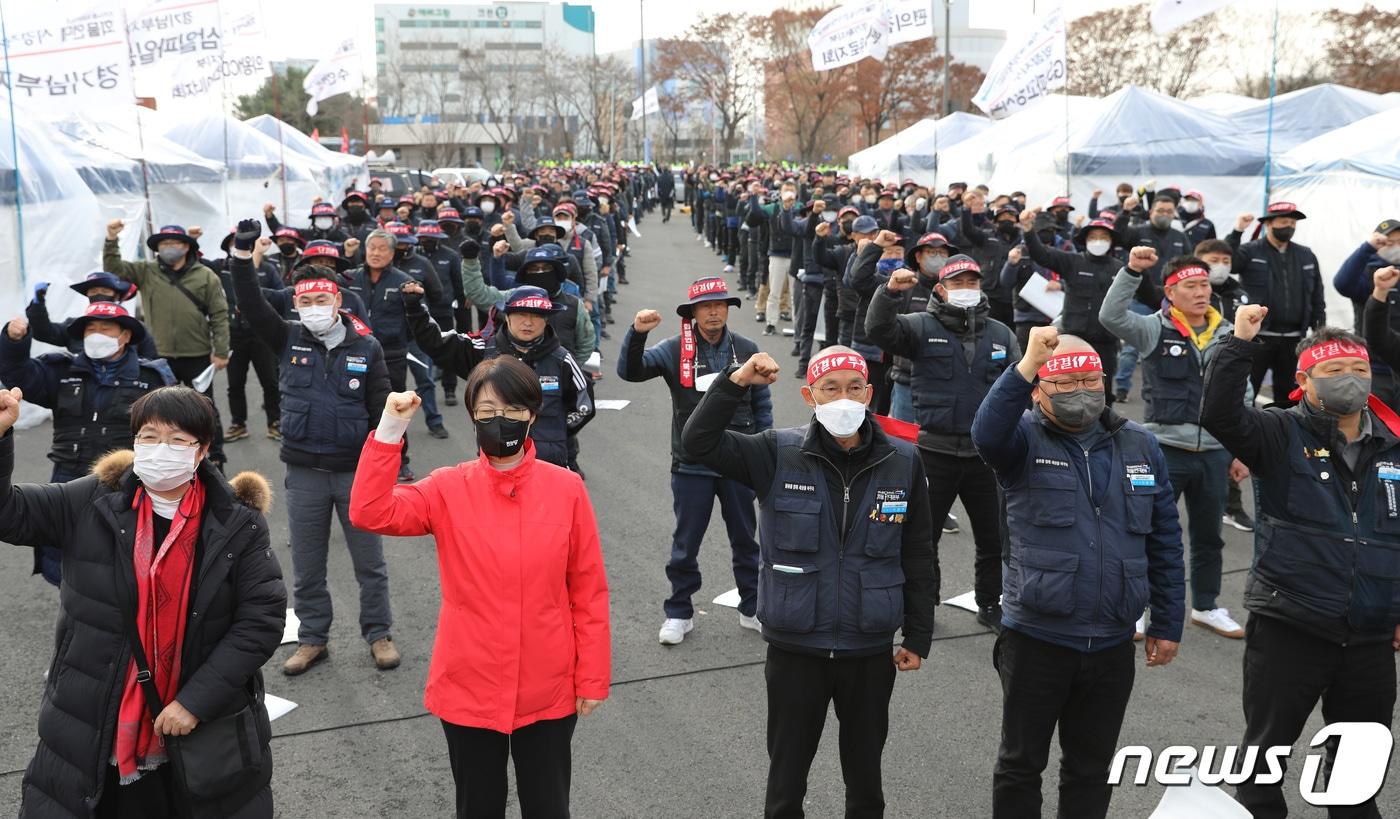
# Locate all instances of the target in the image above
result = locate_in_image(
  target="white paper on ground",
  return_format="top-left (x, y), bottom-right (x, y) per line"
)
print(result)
top-left (782, 327), bottom-right (795, 337)
top-left (712, 588), bottom-right (742, 608)
top-left (941, 591), bottom-right (1002, 612)
top-left (265, 694), bottom-right (298, 721)
top-left (1148, 767), bottom-right (1251, 818)
top-left (280, 609), bottom-right (300, 645)
top-left (192, 364), bottom-right (217, 393)
top-left (595, 399), bottom-right (631, 410)
top-left (1018, 275), bottom-right (1065, 321)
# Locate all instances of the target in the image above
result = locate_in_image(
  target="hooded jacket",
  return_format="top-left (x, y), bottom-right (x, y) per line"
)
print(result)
top-left (349, 436), bottom-right (610, 733)
top-left (3, 442), bottom-right (283, 819)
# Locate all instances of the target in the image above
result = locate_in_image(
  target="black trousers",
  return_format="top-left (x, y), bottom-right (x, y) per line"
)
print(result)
top-left (441, 715), bottom-right (577, 819)
top-left (992, 628), bottom-right (1136, 819)
top-left (837, 287), bottom-right (859, 347)
top-left (919, 449), bottom-right (1004, 607)
top-left (868, 358), bottom-right (892, 416)
top-left (1249, 334), bottom-right (1303, 408)
top-left (97, 763), bottom-right (177, 819)
top-left (226, 332), bottom-right (280, 427)
top-left (1087, 338), bottom-right (1120, 407)
top-left (1014, 320), bottom-right (1051, 354)
top-left (1235, 614), bottom-right (1396, 818)
top-left (765, 644), bottom-right (896, 819)
top-left (797, 279), bottom-right (840, 367)
top-left (166, 355), bottom-right (225, 466)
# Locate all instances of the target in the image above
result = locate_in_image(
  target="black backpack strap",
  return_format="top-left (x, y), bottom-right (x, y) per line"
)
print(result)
top-left (160, 270), bottom-right (211, 319)
top-left (116, 562), bottom-right (167, 719)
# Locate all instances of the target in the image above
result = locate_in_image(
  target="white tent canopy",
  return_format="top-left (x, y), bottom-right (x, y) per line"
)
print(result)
top-left (244, 115), bottom-right (368, 198)
top-left (1229, 83), bottom-right (1399, 154)
top-left (847, 112), bottom-right (991, 185)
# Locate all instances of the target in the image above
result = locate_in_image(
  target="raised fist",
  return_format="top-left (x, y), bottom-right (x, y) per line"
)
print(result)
top-left (501, 210), bottom-right (516, 227)
top-left (0, 387), bottom-right (22, 436)
top-left (1373, 266), bottom-right (1400, 300)
top-left (1023, 325), bottom-right (1060, 372)
top-left (633, 309), bottom-right (662, 333)
top-left (343, 237), bottom-right (361, 257)
top-left (384, 390), bottom-right (421, 419)
top-left (1127, 246), bottom-right (1159, 274)
top-left (815, 221), bottom-right (831, 238)
top-left (492, 240), bottom-right (509, 258)
top-left (1233, 304), bottom-right (1269, 341)
top-left (1236, 213), bottom-right (1255, 232)
top-left (886, 270), bottom-right (918, 292)
top-left (106, 219), bottom-right (125, 240)
top-left (263, 203), bottom-right (276, 217)
top-left (874, 230), bottom-right (901, 248)
top-left (731, 352), bottom-right (780, 387)
top-left (458, 238), bottom-right (480, 260)
top-left (6, 318), bottom-right (28, 341)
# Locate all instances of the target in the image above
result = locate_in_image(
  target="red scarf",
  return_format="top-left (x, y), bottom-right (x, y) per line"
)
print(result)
top-left (114, 481), bottom-right (206, 783)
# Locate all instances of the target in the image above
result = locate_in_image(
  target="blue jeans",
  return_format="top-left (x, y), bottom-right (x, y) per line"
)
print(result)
top-left (407, 342), bottom-right (443, 428)
top-left (1161, 446), bottom-right (1231, 611)
top-left (1114, 302), bottom-right (1154, 393)
top-left (666, 472), bottom-right (760, 618)
top-left (286, 465), bottom-right (392, 645)
top-left (890, 381), bottom-right (915, 423)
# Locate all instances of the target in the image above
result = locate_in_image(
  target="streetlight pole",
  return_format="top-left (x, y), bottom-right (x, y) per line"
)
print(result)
top-left (941, 0), bottom-right (951, 117)
top-left (638, 0), bottom-right (649, 164)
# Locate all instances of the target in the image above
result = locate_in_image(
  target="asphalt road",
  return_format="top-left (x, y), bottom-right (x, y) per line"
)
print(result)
top-left (0, 213), bottom-right (1395, 818)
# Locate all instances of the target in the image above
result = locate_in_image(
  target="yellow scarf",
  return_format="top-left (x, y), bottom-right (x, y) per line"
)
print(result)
top-left (1168, 305), bottom-right (1222, 350)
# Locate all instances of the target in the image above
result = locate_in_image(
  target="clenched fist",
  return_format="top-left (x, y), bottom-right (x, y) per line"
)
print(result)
top-left (730, 352), bottom-right (780, 387)
top-left (344, 237), bottom-right (361, 257)
top-left (501, 210), bottom-right (515, 226)
top-left (0, 387), bottom-right (23, 436)
top-left (1235, 213), bottom-right (1255, 232)
top-left (1017, 325), bottom-right (1060, 381)
top-left (874, 230), bottom-right (901, 248)
top-left (106, 219), bottom-right (125, 240)
top-left (1008, 246), bottom-right (1023, 265)
top-left (1373, 266), bottom-right (1400, 302)
top-left (633, 309), bottom-right (662, 333)
top-left (6, 318), bottom-right (28, 341)
top-left (815, 221), bottom-right (831, 238)
top-left (492, 240), bottom-right (510, 258)
top-left (1127, 246), bottom-right (1159, 274)
top-left (385, 391), bottom-right (421, 419)
top-left (1233, 304), bottom-right (1269, 341)
top-left (886, 270), bottom-right (919, 292)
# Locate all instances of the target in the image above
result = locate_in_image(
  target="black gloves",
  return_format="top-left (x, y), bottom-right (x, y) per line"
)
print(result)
top-left (234, 219), bottom-right (261, 252)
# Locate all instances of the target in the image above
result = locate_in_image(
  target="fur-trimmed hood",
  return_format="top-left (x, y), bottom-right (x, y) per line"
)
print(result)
top-left (90, 449), bottom-right (273, 515)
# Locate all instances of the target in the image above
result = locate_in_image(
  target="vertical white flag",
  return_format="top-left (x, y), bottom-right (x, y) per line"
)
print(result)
top-left (808, 0), bottom-right (891, 72)
top-left (970, 1), bottom-right (1067, 119)
top-left (1149, 0), bottom-right (1239, 34)
top-left (126, 0), bottom-right (271, 106)
top-left (303, 37), bottom-right (361, 116)
top-left (884, 0), bottom-right (934, 45)
top-left (629, 86), bottom-right (659, 120)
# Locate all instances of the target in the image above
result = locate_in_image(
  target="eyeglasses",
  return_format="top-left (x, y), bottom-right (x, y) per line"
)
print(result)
top-left (134, 432), bottom-right (200, 449)
top-left (472, 406), bottom-right (532, 422)
top-left (814, 382), bottom-right (869, 400)
top-left (1038, 375), bottom-right (1105, 393)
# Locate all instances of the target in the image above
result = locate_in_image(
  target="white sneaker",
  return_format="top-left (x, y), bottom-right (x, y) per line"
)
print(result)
top-left (659, 618), bottom-right (694, 645)
top-left (739, 613), bottom-right (762, 632)
top-left (704, 240), bottom-right (712, 248)
top-left (1134, 615), bottom-right (1146, 642)
top-left (1191, 607), bottom-right (1245, 638)
top-left (724, 264), bottom-right (734, 273)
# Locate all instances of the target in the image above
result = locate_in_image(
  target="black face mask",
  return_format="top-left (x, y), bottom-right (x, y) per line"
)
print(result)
top-left (395, 247), bottom-right (414, 263)
top-left (1271, 226), bottom-right (1295, 243)
top-left (464, 220), bottom-right (483, 236)
top-left (474, 415), bottom-right (530, 457)
top-left (441, 223), bottom-right (461, 237)
top-left (1037, 230), bottom-right (1056, 244)
top-left (1054, 211), bottom-right (1069, 225)
top-left (88, 293), bottom-right (118, 304)
top-left (345, 206), bottom-right (367, 224)
top-left (839, 220), bottom-right (854, 236)
top-left (996, 222), bottom-right (1019, 239)
top-left (277, 243), bottom-right (299, 257)
top-left (419, 239), bottom-right (439, 254)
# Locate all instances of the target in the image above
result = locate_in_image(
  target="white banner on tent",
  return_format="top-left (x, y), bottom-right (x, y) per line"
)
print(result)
top-left (0, 0), bottom-right (133, 114)
top-left (127, 0), bottom-right (271, 105)
top-left (885, 0), bottom-right (934, 45)
top-left (629, 85), bottom-right (659, 120)
top-left (971, 1), bottom-right (1067, 119)
top-left (808, 0), bottom-right (890, 72)
top-left (304, 37), bottom-right (361, 116)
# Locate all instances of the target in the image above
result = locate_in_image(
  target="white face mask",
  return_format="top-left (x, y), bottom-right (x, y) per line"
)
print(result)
top-left (299, 304), bottom-right (339, 334)
top-left (480, 201), bottom-right (496, 215)
top-left (1208, 263), bottom-right (1232, 285)
top-left (821, 211), bottom-right (837, 223)
top-left (813, 398), bottom-right (866, 438)
top-left (945, 288), bottom-right (981, 309)
top-left (554, 218), bottom-right (573, 233)
top-left (599, 195), bottom-right (610, 205)
top-left (851, 194), bottom-right (864, 205)
top-left (1085, 239), bottom-right (1111, 257)
top-left (1380, 246), bottom-right (1400, 264)
top-left (1181, 200), bottom-right (1200, 215)
top-left (915, 197), bottom-right (927, 210)
top-left (781, 190), bottom-right (796, 202)
top-left (313, 217), bottom-right (334, 230)
top-left (83, 332), bottom-right (121, 361)
top-left (133, 442), bottom-right (199, 492)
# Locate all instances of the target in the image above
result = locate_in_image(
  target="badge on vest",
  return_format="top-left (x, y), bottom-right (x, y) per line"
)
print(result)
top-left (1166, 343), bottom-right (1187, 357)
top-left (782, 481), bottom-right (816, 494)
top-left (346, 355), bottom-right (368, 374)
top-left (870, 488), bottom-right (907, 523)
top-left (1126, 463), bottom-right (1155, 487)
top-left (348, 378), bottom-right (361, 390)
top-left (991, 344), bottom-right (1007, 361)
top-left (1378, 462), bottom-right (1400, 482)
top-left (539, 375), bottom-right (560, 392)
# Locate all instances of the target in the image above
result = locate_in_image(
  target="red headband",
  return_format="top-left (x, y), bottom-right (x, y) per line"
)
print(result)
top-left (1296, 341), bottom-right (1368, 374)
top-left (1037, 351), bottom-right (1103, 379)
top-left (294, 280), bottom-right (338, 296)
top-left (508, 295), bottom-right (554, 312)
top-left (807, 351), bottom-right (869, 385)
top-left (939, 258), bottom-right (980, 281)
top-left (688, 278), bottom-right (729, 300)
top-left (1164, 265), bottom-right (1208, 288)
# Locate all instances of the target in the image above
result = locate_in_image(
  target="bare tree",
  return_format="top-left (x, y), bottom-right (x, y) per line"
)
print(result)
top-left (572, 54), bottom-right (631, 160)
top-left (537, 44), bottom-right (583, 158)
top-left (1324, 4), bottom-right (1400, 93)
top-left (459, 34), bottom-right (540, 161)
top-left (654, 13), bottom-right (755, 158)
top-left (1066, 8), bottom-right (1218, 98)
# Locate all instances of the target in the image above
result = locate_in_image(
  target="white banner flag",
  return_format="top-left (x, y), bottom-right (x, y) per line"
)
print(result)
top-left (808, 0), bottom-right (891, 72)
top-left (629, 86), bottom-right (659, 120)
top-left (126, 0), bottom-right (271, 105)
top-left (1149, 0), bottom-right (1238, 34)
top-left (885, 0), bottom-right (934, 45)
top-left (971, 1), bottom-right (1067, 119)
top-left (0, 0), bottom-right (133, 114)
top-left (304, 37), bottom-right (361, 116)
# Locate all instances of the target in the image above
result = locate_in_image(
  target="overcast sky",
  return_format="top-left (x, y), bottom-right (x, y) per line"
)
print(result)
top-left (262, 0), bottom-right (1395, 87)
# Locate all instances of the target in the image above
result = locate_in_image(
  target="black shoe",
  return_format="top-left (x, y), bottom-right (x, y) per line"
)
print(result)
top-left (605, 314), bottom-right (616, 324)
top-left (444, 392), bottom-right (458, 407)
top-left (1115, 388), bottom-right (1130, 404)
top-left (600, 329), bottom-right (612, 340)
top-left (618, 276), bottom-right (630, 285)
top-left (397, 466), bottom-right (415, 483)
top-left (942, 513), bottom-right (960, 534)
top-left (764, 324), bottom-right (776, 336)
top-left (755, 312), bottom-right (766, 323)
top-left (428, 425), bottom-right (450, 439)
top-left (793, 365), bottom-right (808, 378)
top-left (779, 312), bottom-right (793, 322)
top-left (790, 345), bottom-right (801, 357)
top-left (1223, 509), bottom-right (1254, 532)
top-left (976, 604), bottom-right (1004, 634)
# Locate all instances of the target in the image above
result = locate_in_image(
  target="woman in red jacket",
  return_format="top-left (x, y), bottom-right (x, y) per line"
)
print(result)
top-left (349, 356), bottom-right (610, 819)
